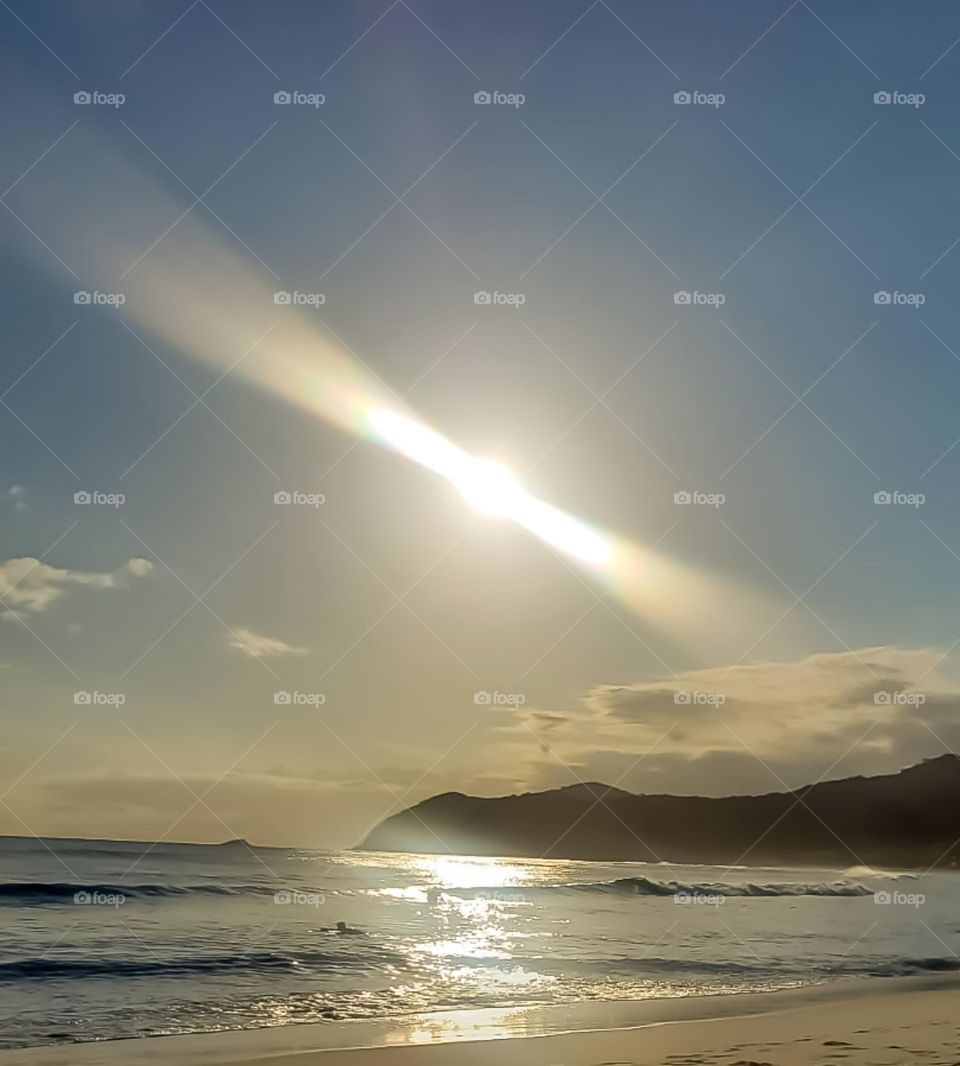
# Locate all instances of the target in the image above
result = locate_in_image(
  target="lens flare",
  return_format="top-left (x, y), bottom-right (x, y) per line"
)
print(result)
top-left (368, 410), bottom-right (612, 566)
top-left (15, 126), bottom-right (775, 652)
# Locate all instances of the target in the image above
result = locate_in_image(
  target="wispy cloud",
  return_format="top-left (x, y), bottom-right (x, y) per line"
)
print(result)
top-left (5, 485), bottom-right (27, 512)
top-left (228, 627), bottom-right (308, 659)
top-left (0, 557), bottom-right (154, 619)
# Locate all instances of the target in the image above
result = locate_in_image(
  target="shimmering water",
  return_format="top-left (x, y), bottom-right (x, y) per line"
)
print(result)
top-left (0, 836), bottom-right (955, 1048)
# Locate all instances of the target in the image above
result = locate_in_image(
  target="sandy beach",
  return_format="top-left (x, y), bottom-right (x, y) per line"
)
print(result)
top-left (3, 977), bottom-right (959, 1066)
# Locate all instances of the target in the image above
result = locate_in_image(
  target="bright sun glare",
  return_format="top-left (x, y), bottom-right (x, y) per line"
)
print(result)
top-left (456, 457), bottom-right (523, 518)
top-left (414, 855), bottom-right (528, 889)
top-left (367, 409), bottom-right (613, 568)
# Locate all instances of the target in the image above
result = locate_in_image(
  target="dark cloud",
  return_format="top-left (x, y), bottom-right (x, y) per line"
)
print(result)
top-left (499, 647), bottom-right (960, 800)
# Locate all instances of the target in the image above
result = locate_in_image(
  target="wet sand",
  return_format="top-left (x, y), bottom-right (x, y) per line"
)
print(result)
top-left (2, 977), bottom-right (959, 1066)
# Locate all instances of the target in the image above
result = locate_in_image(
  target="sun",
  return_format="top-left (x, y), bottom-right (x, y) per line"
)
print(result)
top-left (367, 409), bottom-right (613, 567)
top-left (455, 457), bottom-right (524, 518)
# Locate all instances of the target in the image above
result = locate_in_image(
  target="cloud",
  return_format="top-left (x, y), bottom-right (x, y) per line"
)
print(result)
top-left (228, 627), bottom-right (308, 659)
top-left (5, 485), bottom-right (27, 512)
top-left (0, 557), bottom-right (154, 619)
top-left (584, 647), bottom-right (938, 752)
top-left (125, 558), bottom-right (154, 579)
top-left (500, 647), bottom-right (960, 797)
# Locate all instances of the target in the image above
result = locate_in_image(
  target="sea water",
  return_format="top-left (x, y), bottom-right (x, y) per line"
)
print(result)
top-left (0, 836), bottom-right (955, 1048)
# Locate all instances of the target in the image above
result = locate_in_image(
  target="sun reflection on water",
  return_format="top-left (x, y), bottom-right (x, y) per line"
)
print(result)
top-left (386, 857), bottom-right (540, 979)
top-left (388, 1004), bottom-right (560, 1046)
top-left (412, 855), bottom-right (532, 890)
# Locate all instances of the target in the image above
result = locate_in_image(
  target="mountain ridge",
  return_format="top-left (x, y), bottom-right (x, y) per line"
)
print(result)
top-left (359, 755), bottom-right (960, 869)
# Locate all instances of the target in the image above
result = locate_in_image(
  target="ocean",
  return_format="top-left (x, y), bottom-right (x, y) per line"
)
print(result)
top-left (0, 836), bottom-right (956, 1049)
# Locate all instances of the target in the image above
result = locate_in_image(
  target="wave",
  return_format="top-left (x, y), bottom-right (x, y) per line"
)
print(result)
top-left (903, 957), bottom-right (960, 973)
top-left (867, 957), bottom-right (960, 976)
top-left (5, 873), bottom-right (875, 908)
top-left (469, 953), bottom-right (960, 980)
top-left (445, 875), bottom-right (874, 899)
top-left (0, 881), bottom-right (279, 905)
top-left (0, 951), bottom-right (340, 982)
top-left (842, 865), bottom-right (917, 880)
top-left (573, 876), bottom-right (874, 897)
top-left (9, 946), bottom-right (957, 986)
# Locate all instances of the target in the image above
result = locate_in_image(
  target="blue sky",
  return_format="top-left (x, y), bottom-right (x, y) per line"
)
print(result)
top-left (3, 1), bottom-right (960, 847)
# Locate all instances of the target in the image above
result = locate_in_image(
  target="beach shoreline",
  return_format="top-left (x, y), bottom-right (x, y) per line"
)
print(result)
top-left (3, 974), bottom-right (960, 1066)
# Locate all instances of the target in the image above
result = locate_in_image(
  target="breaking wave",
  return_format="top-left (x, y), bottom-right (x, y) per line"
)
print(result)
top-left (0, 881), bottom-right (278, 905)
top-left (446, 875), bottom-right (874, 899)
top-left (0, 949), bottom-right (386, 982)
